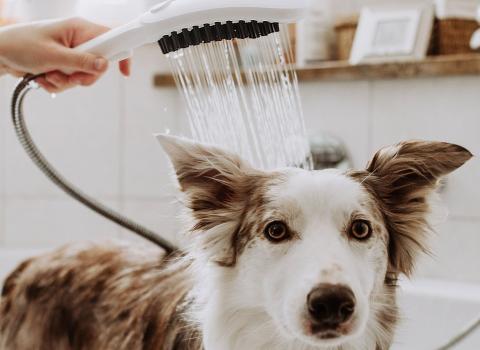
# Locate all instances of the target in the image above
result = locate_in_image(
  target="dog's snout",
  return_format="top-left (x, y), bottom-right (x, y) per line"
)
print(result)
top-left (307, 284), bottom-right (355, 330)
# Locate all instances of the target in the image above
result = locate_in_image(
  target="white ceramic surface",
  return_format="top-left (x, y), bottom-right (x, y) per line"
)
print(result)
top-left (393, 279), bottom-right (480, 349)
top-left (75, 0), bottom-right (147, 27)
top-left (13, 0), bottom-right (78, 21)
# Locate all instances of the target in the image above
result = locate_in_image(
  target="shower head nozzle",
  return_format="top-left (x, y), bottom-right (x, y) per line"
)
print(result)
top-left (75, 0), bottom-right (308, 61)
top-left (158, 20), bottom-right (281, 55)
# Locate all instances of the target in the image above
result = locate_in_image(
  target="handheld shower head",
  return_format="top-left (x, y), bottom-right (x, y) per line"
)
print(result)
top-left (75, 0), bottom-right (309, 61)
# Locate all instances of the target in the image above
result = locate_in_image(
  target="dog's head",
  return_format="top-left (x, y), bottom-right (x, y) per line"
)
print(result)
top-left (159, 135), bottom-right (472, 348)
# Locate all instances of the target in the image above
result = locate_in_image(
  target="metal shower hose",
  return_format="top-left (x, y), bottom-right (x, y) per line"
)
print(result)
top-left (9, 75), bottom-right (480, 350)
top-left (11, 74), bottom-right (178, 254)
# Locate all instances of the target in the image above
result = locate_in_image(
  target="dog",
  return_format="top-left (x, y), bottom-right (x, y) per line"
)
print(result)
top-left (0, 136), bottom-right (472, 350)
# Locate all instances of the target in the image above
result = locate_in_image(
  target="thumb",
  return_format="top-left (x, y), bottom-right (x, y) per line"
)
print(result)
top-left (50, 47), bottom-right (108, 74)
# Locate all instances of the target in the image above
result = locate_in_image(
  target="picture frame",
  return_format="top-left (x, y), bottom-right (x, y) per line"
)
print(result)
top-left (350, 3), bottom-right (434, 65)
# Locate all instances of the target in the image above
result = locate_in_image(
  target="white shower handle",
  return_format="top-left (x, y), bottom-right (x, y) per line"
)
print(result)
top-left (74, 0), bottom-right (309, 62)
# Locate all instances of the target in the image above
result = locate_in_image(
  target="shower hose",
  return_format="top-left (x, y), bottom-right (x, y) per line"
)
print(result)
top-left (10, 75), bottom-right (480, 349)
top-left (11, 74), bottom-right (178, 254)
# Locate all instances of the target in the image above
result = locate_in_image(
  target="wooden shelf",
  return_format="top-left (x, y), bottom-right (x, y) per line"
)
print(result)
top-left (153, 54), bottom-right (480, 87)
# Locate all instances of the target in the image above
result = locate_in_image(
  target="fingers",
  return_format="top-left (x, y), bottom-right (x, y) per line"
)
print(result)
top-left (50, 17), bottom-right (110, 48)
top-left (39, 17), bottom-right (132, 84)
top-left (65, 17), bottom-right (110, 47)
top-left (35, 76), bottom-right (60, 93)
top-left (44, 71), bottom-right (77, 93)
top-left (52, 47), bottom-right (109, 75)
top-left (39, 64), bottom-right (127, 92)
top-left (68, 72), bottom-right (102, 87)
top-left (119, 59), bottom-right (131, 77)
top-left (57, 18), bottom-right (132, 77)
top-left (36, 71), bottom-right (74, 93)
top-left (37, 71), bottom-right (101, 93)
top-left (46, 71), bottom-right (70, 87)
top-left (1, 17), bottom-right (131, 92)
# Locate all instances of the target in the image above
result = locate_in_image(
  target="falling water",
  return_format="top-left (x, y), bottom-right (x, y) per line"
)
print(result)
top-left (166, 24), bottom-right (312, 170)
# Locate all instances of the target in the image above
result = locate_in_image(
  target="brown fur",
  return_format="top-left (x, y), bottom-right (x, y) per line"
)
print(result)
top-left (349, 141), bottom-right (472, 276)
top-left (164, 137), bottom-right (280, 267)
top-left (1, 244), bottom-right (201, 350)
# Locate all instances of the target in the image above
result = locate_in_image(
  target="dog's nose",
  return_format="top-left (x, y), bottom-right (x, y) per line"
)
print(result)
top-left (307, 284), bottom-right (355, 329)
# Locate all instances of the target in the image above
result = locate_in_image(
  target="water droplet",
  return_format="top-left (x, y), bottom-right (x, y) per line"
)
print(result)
top-left (50, 93), bottom-right (57, 99)
top-left (28, 81), bottom-right (40, 89)
top-left (165, 128), bottom-right (171, 135)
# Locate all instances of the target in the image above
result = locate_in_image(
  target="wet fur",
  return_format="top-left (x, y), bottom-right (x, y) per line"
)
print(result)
top-left (0, 244), bottom-right (200, 350)
top-left (0, 138), bottom-right (472, 350)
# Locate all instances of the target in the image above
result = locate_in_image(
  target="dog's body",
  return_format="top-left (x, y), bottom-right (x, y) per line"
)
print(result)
top-left (0, 244), bottom-right (198, 350)
top-left (0, 137), bottom-right (472, 350)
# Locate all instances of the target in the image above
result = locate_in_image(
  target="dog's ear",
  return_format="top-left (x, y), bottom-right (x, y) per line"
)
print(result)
top-left (157, 134), bottom-right (253, 218)
top-left (157, 134), bottom-right (259, 265)
top-left (361, 141), bottom-right (472, 276)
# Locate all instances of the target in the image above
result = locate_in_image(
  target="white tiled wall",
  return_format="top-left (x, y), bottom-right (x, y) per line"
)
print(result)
top-left (299, 81), bottom-right (372, 167)
top-left (4, 198), bottom-right (121, 247)
top-left (0, 50), bottom-right (479, 284)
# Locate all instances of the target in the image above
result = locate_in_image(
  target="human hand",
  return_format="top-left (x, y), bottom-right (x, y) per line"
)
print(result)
top-left (0, 17), bottom-right (131, 92)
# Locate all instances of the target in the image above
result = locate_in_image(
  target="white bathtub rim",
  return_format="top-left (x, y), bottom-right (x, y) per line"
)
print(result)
top-left (399, 277), bottom-right (480, 303)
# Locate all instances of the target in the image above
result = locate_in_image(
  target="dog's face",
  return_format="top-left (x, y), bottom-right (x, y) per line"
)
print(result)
top-left (158, 135), bottom-right (472, 349)
top-left (240, 169), bottom-right (389, 347)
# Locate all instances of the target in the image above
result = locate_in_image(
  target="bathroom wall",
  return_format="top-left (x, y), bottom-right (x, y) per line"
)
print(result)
top-left (0, 45), bottom-right (479, 284)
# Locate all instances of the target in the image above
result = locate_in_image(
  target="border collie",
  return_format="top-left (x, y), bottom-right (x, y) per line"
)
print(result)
top-left (0, 136), bottom-right (472, 350)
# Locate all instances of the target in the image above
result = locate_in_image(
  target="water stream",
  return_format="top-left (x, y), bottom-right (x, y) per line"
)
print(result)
top-left (166, 24), bottom-right (312, 170)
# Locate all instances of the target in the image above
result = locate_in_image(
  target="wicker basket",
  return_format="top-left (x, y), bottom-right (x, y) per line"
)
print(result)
top-left (332, 15), bottom-right (477, 60)
top-left (431, 18), bottom-right (478, 55)
top-left (334, 16), bottom-right (358, 61)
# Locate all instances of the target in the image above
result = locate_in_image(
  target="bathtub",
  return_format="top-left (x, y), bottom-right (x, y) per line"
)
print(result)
top-left (1, 250), bottom-right (480, 349)
top-left (392, 279), bottom-right (480, 350)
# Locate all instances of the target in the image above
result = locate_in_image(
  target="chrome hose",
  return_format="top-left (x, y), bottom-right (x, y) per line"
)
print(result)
top-left (11, 74), bottom-right (178, 254)
top-left (436, 315), bottom-right (480, 350)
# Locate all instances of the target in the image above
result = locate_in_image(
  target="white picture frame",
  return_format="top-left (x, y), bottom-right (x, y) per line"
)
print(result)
top-left (350, 3), bottom-right (434, 65)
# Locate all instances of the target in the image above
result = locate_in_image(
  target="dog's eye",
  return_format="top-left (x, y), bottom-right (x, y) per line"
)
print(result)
top-left (349, 220), bottom-right (372, 241)
top-left (264, 221), bottom-right (290, 243)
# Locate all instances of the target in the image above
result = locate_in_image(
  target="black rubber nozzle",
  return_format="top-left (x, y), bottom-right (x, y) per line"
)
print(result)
top-left (158, 20), bottom-right (280, 54)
